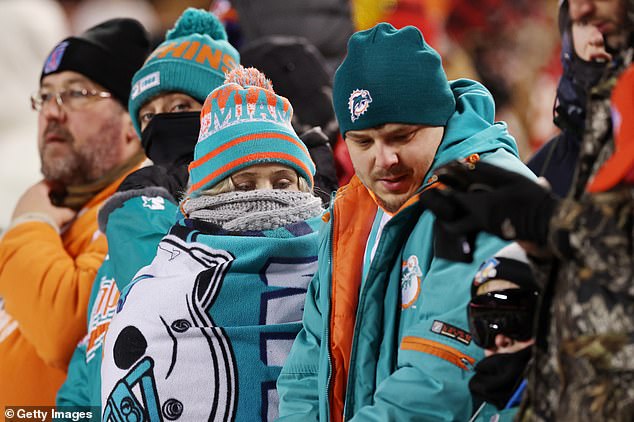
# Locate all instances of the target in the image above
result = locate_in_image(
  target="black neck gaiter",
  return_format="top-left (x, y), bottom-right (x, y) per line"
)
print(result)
top-left (469, 347), bottom-right (532, 410)
top-left (141, 111), bottom-right (200, 167)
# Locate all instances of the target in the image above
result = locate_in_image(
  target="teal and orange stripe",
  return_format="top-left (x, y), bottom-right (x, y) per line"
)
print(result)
top-left (189, 132), bottom-right (310, 174)
top-left (189, 131), bottom-right (310, 171)
top-left (189, 151), bottom-right (315, 193)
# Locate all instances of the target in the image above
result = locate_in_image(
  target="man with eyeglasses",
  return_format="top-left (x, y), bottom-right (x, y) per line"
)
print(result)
top-left (0, 18), bottom-right (149, 406)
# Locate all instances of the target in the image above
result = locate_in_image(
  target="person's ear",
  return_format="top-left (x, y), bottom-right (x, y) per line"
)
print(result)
top-left (122, 112), bottom-right (140, 145)
top-left (118, 112), bottom-right (143, 159)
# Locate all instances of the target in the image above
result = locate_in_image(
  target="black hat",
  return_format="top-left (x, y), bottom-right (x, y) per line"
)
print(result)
top-left (471, 243), bottom-right (538, 297)
top-left (239, 36), bottom-right (334, 131)
top-left (40, 18), bottom-right (150, 109)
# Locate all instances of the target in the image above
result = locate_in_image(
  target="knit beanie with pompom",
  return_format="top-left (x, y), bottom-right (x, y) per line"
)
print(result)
top-left (187, 66), bottom-right (315, 196)
top-left (128, 7), bottom-right (240, 136)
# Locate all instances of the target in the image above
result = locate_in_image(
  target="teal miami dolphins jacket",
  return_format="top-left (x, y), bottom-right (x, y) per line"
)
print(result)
top-left (277, 79), bottom-right (536, 422)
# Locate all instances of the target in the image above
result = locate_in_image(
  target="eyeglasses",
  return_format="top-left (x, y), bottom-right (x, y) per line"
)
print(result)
top-left (467, 288), bottom-right (539, 349)
top-left (30, 87), bottom-right (112, 111)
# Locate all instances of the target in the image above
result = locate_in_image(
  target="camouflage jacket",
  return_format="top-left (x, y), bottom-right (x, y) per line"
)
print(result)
top-left (520, 187), bottom-right (634, 421)
top-left (518, 30), bottom-right (634, 421)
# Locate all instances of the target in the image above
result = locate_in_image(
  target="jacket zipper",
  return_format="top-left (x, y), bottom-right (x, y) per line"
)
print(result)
top-left (342, 211), bottom-right (393, 420)
top-left (400, 336), bottom-right (476, 370)
top-left (323, 209), bottom-right (335, 422)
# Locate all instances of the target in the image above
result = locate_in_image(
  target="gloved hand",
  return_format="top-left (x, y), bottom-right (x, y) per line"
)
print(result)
top-left (419, 160), bottom-right (558, 246)
top-left (117, 164), bottom-right (189, 201)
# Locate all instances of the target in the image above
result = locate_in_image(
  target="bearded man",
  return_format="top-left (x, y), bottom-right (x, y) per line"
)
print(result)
top-left (0, 18), bottom-right (149, 406)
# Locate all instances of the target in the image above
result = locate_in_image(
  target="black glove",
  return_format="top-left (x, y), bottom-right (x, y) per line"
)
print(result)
top-left (419, 160), bottom-right (558, 245)
top-left (117, 164), bottom-right (189, 201)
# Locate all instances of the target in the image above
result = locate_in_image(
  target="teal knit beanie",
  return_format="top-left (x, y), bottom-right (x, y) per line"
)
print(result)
top-left (333, 22), bottom-right (455, 136)
top-left (128, 8), bottom-right (240, 136)
top-left (187, 67), bottom-right (315, 197)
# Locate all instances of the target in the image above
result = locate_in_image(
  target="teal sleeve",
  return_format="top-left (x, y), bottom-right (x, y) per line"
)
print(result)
top-left (349, 365), bottom-right (473, 421)
top-left (348, 284), bottom-right (483, 420)
top-left (480, 148), bottom-right (536, 180)
top-left (101, 188), bottom-right (179, 291)
top-left (349, 232), bottom-right (506, 421)
top-left (56, 256), bottom-right (117, 410)
top-left (56, 339), bottom-right (91, 407)
top-left (277, 270), bottom-right (323, 421)
top-left (348, 294), bottom-right (486, 422)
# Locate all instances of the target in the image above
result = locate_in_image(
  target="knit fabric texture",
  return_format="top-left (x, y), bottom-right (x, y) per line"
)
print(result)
top-left (41, 18), bottom-right (150, 108)
top-left (333, 22), bottom-right (455, 135)
top-left (182, 189), bottom-right (322, 232)
top-left (187, 69), bottom-right (315, 197)
top-left (128, 8), bottom-right (239, 136)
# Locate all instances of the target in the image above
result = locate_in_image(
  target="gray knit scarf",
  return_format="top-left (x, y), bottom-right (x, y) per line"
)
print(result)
top-left (182, 189), bottom-right (323, 232)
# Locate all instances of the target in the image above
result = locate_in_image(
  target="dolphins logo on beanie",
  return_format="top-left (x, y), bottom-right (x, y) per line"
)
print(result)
top-left (187, 66), bottom-right (315, 197)
top-left (349, 89), bottom-right (372, 122)
top-left (333, 22), bottom-right (455, 135)
top-left (129, 8), bottom-right (240, 136)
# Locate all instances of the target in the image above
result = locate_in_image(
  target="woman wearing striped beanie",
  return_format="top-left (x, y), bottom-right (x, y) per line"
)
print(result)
top-left (100, 66), bottom-right (323, 421)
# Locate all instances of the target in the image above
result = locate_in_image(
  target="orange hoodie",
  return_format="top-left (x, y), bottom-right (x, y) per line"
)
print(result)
top-left (0, 166), bottom-right (140, 408)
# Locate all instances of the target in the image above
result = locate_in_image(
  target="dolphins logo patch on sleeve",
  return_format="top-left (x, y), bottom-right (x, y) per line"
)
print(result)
top-left (401, 255), bottom-right (422, 309)
top-left (348, 89), bottom-right (372, 122)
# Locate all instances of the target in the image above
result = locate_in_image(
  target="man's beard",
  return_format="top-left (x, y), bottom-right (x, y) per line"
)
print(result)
top-left (370, 166), bottom-right (415, 213)
top-left (375, 196), bottom-right (404, 213)
top-left (40, 117), bottom-right (125, 186)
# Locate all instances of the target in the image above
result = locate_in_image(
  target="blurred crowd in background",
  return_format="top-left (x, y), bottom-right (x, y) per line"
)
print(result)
top-left (0, 0), bottom-right (561, 229)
